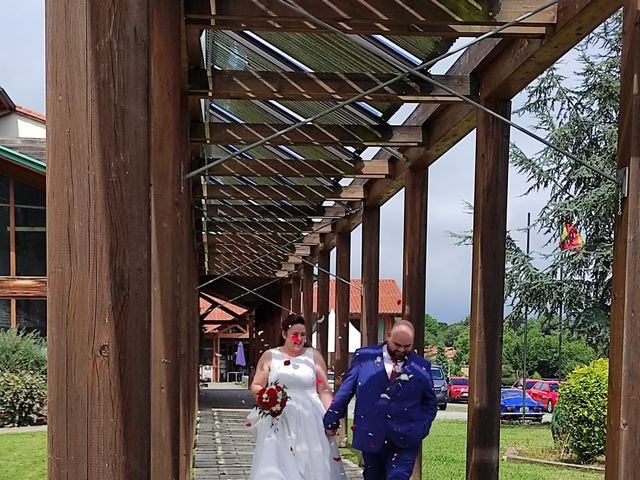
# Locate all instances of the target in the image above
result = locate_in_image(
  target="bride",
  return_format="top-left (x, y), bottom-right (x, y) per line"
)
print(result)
top-left (247, 314), bottom-right (347, 479)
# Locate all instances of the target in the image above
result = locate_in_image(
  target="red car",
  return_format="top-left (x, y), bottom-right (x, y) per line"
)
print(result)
top-left (528, 380), bottom-right (562, 413)
top-left (448, 376), bottom-right (469, 402)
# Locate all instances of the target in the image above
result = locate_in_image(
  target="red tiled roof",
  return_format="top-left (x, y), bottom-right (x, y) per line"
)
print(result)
top-left (14, 105), bottom-right (46, 123)
top-left (312, 279), bottom-right (402, 316)
top-left (200, 296), bottom-right (247, 321)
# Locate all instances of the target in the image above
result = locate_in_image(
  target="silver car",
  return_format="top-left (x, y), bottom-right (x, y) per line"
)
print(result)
top-left (431, 365), bottom-right (449, 410)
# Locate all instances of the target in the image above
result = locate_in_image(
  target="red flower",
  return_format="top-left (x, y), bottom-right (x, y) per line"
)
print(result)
top-left (351, 424), bottom-right (356, 431)
top-left (284, 359), bottom-right (291, 366)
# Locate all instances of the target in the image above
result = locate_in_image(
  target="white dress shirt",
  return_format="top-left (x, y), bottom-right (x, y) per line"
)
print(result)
top-left (382, 345), bottom-right (404, 380)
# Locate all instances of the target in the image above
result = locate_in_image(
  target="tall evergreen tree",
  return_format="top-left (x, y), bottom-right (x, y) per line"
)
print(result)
top-left (506, 12), bottom-right (622, 355)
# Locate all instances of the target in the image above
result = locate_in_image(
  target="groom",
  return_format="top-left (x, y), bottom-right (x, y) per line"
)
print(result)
top-left (324, 320), bottom-right (438, 480)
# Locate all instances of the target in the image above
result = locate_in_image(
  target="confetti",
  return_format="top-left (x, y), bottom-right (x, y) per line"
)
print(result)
top-left (380, 393), bottom-right (390, 399)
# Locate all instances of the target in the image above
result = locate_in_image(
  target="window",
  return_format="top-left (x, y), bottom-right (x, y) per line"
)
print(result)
top-left (0, 175), bottom-right (9, 276)
top-left (16, 299), bottom-right (46, 337)
top-left (14, 181), bottom-right (46, 276)
top-left (0, 299), bottom-right (9, 330)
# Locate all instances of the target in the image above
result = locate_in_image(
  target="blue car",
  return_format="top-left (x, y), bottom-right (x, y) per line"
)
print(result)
top-left (500, 388), bottom-right (544, 422)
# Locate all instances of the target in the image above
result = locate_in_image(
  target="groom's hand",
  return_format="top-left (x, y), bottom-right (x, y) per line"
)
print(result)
top-left (325, 429), bottom-right (338, 436)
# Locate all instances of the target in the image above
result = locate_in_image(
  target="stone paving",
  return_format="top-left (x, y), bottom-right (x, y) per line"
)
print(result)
top-left (194, 387), bottom-right (363, 479)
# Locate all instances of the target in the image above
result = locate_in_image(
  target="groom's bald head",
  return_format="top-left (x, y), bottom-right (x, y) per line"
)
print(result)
top-left (387, 320), bottom-right (415, 360)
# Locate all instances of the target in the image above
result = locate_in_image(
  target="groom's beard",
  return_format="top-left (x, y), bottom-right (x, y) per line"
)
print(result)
top-left (387, 345), bottom-right (408, 361)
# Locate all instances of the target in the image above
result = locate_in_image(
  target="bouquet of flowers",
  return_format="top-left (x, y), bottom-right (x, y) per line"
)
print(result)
top-left (255, 380), bottom-right (289, 426)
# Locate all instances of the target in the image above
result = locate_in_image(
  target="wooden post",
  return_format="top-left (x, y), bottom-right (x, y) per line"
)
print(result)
top-left (291, 273), bottom-right (302, 315)
top-left (335, 231), bottom-right (351, 447)
top-left (466, 99), bottom-right (511, 480)
top-left (150, 0), bottom-right (188, 477)
top-left (606, 2), bottom-right (640, 478)
top-left (361, 204), bottom-right (380, 346)
top-left (47, 0), bottom-right (152, 477)
top-left (402, 167), bottom-right (428, 480)
top-left (317, 250), bottom-right (330, 361)
top-left (46, 0), bottom-right (192, 478)
top-left (303, 262), bottom-right (314, 334)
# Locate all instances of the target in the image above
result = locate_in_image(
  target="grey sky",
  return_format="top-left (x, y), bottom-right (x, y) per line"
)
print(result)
top-left (2, 4), bottom-right (576, 325)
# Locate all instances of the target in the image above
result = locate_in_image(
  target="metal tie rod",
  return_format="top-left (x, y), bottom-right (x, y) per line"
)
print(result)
top-left (276, 0), bottom-right (618, 185)
top-left (184, 2), bottom-right (558, 180)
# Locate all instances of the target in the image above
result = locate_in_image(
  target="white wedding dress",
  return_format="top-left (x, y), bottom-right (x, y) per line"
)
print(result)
top-left (247, 347), bottom-right (347, 479)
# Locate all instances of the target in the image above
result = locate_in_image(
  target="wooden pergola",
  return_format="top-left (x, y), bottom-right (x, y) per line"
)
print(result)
top-left (45, 0), bottom-right (639, 479)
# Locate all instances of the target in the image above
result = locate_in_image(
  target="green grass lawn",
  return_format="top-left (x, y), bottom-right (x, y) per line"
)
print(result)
top-left (2, 423), bottom-right (602, 480)
top-left (423, 421), bottom-right (603, 480)
top-left (0, 431), bottom-right (47, 480)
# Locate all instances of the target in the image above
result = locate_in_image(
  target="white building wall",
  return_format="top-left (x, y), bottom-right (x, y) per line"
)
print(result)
top-left (0, 113), bottom-right (45, 138)
top-left (0, 116), bottom-right (19, 137)
top-left (17, 116), bottom-right (46, 138)
top-left (312, 309), bottom-right (362, 354)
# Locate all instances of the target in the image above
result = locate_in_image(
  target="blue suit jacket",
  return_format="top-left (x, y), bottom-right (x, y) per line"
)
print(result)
top-left (323, 343), bottom-right (438, 452)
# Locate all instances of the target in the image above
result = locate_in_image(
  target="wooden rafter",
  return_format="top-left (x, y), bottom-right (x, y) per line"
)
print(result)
top-left (190, 122), bottom-right (424, 147)
top-left (189, 69), bottom-right (476, 103)
top-left (185, 0), bottom-right (556, 37)
top-left (196, 184), bottom-right (365, 201)
top-left (205, 204), bottom-right (346, 219)
top-left (197, 158), bottom-right (390, 178)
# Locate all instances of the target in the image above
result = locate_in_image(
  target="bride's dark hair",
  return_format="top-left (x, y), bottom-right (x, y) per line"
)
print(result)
top-left (279, 314), bottom-right (307, 346)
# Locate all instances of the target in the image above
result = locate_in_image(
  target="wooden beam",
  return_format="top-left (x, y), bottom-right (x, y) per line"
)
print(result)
top-left (189, 69), bottom-right (476, 103)
top-left (361, 204), bottom-right (380, 346)
top-left (47, 0), bottom-right (155, 476)
top-left (280, 279), bottom-right (292, 323)
top-left (302, 263), bottom-right (314, 333)
top-left (188, 18), bottom-right (546, 37)
top-left (466, 100), bottom-right (511, 480)
top-left (316, 250), bottom-right (330, 361)
top-left (335, 230), bottom-right (351, 447)
top-left (291, 274), bottom-right (301, 315)
top-left (606, 2), bottom-right (640, 477)
top-left (199, 158), bottom-right (390, 178)
top-left (205, 233), bottom-right (298, 245)
top-left (206, 219), bottom-right (307, 234)
top-left (402, 167), bottom-right (428, 480)
top-left (199, 184), bottom-right (365, 201)
top-left (191, 122), bottom-right (424, 147)
top-left (0, 277), bottom-right (47, 298)
top-left (186, 0), bottom-right (556, 37)
top-left (205, 204), bottom-right (346, 220)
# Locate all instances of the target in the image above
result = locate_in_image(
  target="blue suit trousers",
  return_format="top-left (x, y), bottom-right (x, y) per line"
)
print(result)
top-left (362, 441), bottom-right (419, 480)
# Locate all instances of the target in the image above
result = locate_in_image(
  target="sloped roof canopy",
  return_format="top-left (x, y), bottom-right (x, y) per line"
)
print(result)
top-left (187, 0), bottom-right (617, 308)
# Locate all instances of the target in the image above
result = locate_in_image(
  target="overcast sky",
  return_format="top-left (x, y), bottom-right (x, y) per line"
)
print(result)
top-left (1, 2), bottom-right (574, 324)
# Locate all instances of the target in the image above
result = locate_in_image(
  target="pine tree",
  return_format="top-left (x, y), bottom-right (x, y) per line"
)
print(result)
top-left (506, 12), bottom-right (622, 355)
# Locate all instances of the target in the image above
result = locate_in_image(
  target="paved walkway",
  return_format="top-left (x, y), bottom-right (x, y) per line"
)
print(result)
top-left (0, 425), bottom-right (47, 435)
top-left (194, 386), bottom-right (363, 479)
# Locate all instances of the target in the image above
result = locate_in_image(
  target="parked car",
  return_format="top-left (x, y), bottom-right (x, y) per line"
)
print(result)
top-left (528, 380), bottom-right (562, 413)
top-left (448, 376), bottom-right (469, 403)
top-left (512, 378), bottom-right (539, 392)
top-left (500, 389), bottom-right (544, 422)
top-left (431, 365), bottom-right (448, 410)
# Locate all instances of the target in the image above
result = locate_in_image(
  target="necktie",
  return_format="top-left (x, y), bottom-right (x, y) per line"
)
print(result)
top-left (389, 360), bottom-right (398, 381)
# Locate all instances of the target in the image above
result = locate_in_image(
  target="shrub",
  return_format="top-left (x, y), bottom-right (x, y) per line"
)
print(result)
top-left (0, 371), bottom-right (47, 427)
top-left (0, 329), bottom-right (47, 375)
top-left (559, 358), bottom-right (608, 463)
top-left (550, 400), bottom-right (569, 455)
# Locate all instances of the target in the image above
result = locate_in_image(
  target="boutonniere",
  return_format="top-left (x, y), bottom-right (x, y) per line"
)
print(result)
top-left (375, 356), bottom-right (382, 366)
top-left (398, 373), bottom-right (411, 381)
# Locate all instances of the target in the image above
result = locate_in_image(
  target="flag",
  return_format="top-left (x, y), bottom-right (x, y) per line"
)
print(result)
top-left (560, 222), bottom-right (584, 252)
